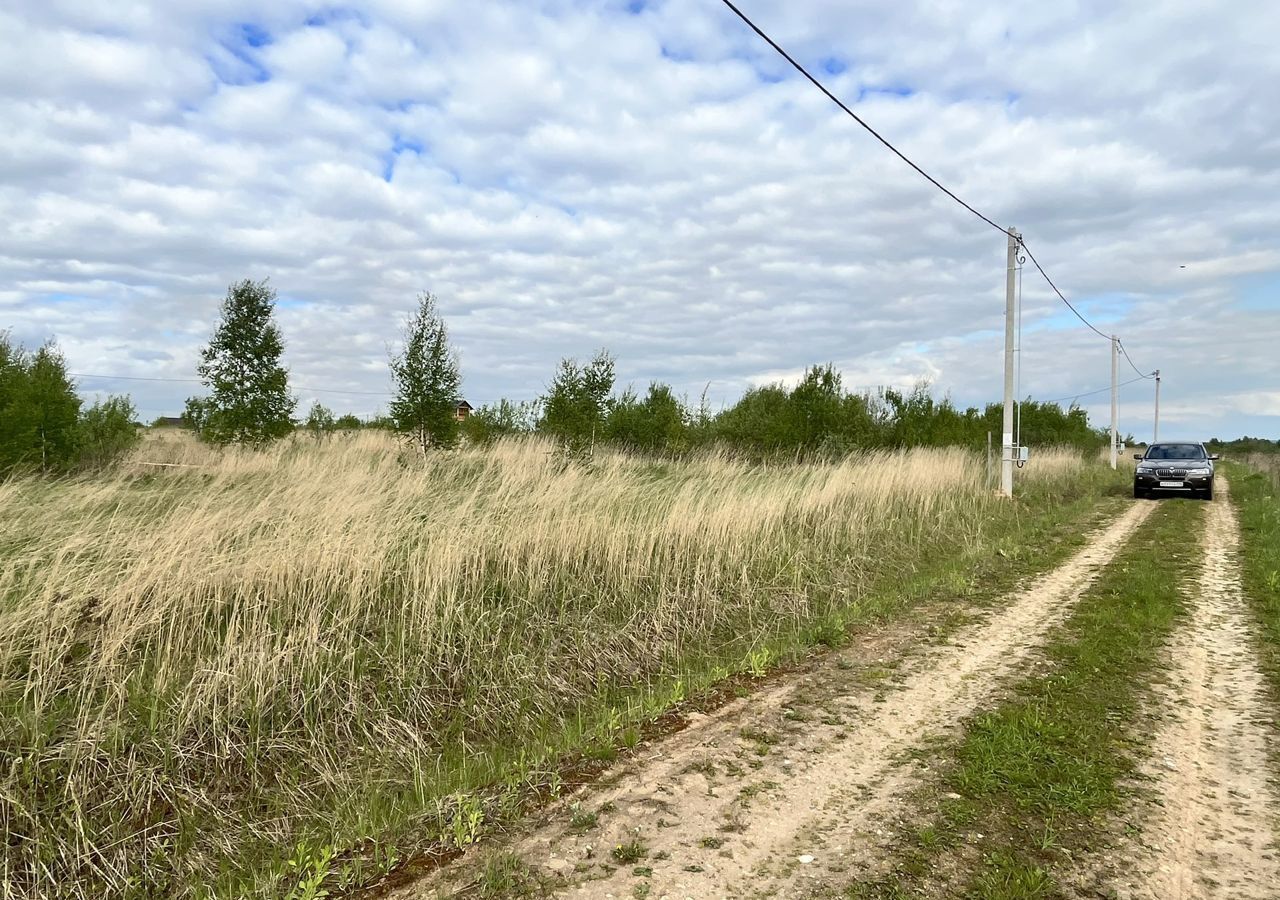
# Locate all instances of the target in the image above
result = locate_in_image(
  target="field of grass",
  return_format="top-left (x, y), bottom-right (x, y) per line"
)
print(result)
top-left (0, 431), bottom-right (1121, 898)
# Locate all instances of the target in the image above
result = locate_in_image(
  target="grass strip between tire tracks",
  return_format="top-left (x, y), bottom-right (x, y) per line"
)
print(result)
top-left (1224, 461), bottom-right (1280, 772)
top-left (847, 496), bottom-right (1204, 899)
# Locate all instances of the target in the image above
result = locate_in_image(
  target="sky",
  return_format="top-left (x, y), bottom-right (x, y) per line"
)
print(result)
top-left (2, 0), bottom-right (1278, 441)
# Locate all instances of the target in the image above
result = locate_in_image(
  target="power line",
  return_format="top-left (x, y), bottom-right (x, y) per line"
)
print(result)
top-left (717, 0), bottom-right (1004, 233)
top-left (1014, 240), bottom-right (1111, 340)
top-left (68, 372), bottom-right (393, 397)
top-left (718, 0), bottom-right (1130, 350)
top-left (1037, 375), bottom-right (1149, 405)
top-left (1116, 339), bottom-right (1155, 379)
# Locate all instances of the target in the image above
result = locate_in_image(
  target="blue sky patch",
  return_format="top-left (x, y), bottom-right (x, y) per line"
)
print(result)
top-left (752, 63), bottom-right (787, 84)
top-left (857, 84), bottom-right (915, 101)
top-left (236, 22), bottom-right (272, 48)
top-left (1232, 271), bottom-right (1280, 311)
top-left (659, 43), bottom-right (696, 63)
top-left (381, 98), bottom-right (421, 113)
top-left (304, 7), bottom-right (369, 28)
top-left (1029, 301), bottom-right (1129, 338)
top-left (208, 22), bottom-right (274, 85)
top-left (381, 135), bottom-right (427, 182)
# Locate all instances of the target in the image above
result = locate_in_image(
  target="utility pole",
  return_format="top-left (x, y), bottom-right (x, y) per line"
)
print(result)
top-left (1153, 369), bottom-right (1161, 444)
top-left (1109, 335), bottom-right (1119, 469)
top-left (1001, 227), bottom-right (1019, 497)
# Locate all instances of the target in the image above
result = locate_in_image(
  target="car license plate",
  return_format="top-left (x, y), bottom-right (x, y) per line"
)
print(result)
top-left (1159, 480), bottom-right (1183, 488)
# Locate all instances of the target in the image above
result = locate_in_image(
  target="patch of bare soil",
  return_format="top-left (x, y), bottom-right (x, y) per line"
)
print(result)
top-left (390, 502), bottom-right (1152, 900)
top-left (1107, 481), bottom-right (1280, 900)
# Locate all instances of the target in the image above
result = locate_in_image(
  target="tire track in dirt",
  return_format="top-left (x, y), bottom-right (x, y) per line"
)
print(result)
top-left (393, 500), bottom-right (1153, 900)
top-left (1115, 480), bottom-right (1280, 900)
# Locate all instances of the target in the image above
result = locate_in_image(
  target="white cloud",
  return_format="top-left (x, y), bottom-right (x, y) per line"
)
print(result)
top-left (1232, 392), bottom-right (1280, 418)
top-left (1, 0), bottom-right (1277, 437)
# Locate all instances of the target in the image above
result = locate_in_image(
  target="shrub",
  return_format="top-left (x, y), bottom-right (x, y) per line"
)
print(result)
top-left (78, 396), bottom-right (141, 470)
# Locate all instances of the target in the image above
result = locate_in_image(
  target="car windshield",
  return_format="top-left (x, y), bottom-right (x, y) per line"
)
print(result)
top-left (1145, 444), bottom-right (1205, 460)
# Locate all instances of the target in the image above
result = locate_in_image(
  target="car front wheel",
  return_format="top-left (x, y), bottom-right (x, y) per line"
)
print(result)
top-left (1133, 484), bottom-right (1147, 500)
top-left (1201, 482), bottom-right (1214, 501)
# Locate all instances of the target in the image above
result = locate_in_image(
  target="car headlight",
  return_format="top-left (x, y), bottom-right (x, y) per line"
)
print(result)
top-left (1187, 467), bottom-right (1211, 475)
top-left (1137, 466), bottom-right (1155, 473)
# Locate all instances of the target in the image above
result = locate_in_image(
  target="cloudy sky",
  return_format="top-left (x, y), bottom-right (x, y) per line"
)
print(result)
top-left (3, 0), bottom-right (1278, 439)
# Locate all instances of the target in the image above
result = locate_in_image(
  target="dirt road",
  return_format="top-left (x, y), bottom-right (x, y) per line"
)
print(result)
top-left (393, 501), bottom-right (1153, 899)
top-left (1116, 480), bottom-right (1280, 900)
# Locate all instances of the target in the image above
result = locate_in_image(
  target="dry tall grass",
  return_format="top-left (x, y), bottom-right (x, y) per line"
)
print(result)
top-left (0, 431), bottom-right (1099, 898)
top-left (1239, 451), bottom-right (1280, 488)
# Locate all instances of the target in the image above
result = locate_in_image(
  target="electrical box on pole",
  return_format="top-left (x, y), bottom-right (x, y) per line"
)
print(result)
top-left (1000, 228), bottom-right (1019, 497)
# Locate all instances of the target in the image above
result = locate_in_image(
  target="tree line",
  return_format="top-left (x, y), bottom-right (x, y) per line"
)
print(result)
top-left (463, 353), bottom-right (1107, 458)
top-left (0, 333), bottom-right (139, 475)
top-left (2, 278), bottom-right (1110, 476)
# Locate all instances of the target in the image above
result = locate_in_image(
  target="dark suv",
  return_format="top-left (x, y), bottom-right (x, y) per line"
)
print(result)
top-left (1133, 442), bottom-right (1218, 500)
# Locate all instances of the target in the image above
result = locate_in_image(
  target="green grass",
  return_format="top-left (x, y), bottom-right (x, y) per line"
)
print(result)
top-left (610, 838), bottom-right (648, 864)
top-left (476, 851), bottom-right (545, 898)
top-left (1225, 461), bottom-right (1280, 771)
top-left (846, 496), bottom-right (1203, 898)
top-left (1226, 462), bottom-right (1280, 681)
top-left (568, 804), bottom-right (599, 833)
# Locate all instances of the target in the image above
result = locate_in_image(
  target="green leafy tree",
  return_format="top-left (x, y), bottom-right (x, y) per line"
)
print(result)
top-left (790, 365), bottom-right (878, 455)
top-left (539, 350), bottom-right (615, 453)
top-left (389, 292), bottom-right (462, 453)
top-left (181, 397), bottom-right (210, 433)
top-left (191, 279), bottom-right (296, 446)
top-left (0, 337), bottom-right (83, 473)
top-left (606, 382), bottom-right (689, 453)
top-left (461, 398), bottom-right (539, 446)
top-left (975, 400), bottom-right (1106, 453)
top-left (0, 333), bottom-right (35, 473)
top-left (27, 344), bottom-right (83, 472)
top-left (79, 396), bottom-right (141, 469)
top-left (304, 401), bottom-right (336, 439)
top-left (334, 413), bottom-right (363, 430)
top-left (713, 384), bottom-right (798, 456)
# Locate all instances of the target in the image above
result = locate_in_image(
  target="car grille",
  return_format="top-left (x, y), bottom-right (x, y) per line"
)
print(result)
top-left (1155, 468), bottom-right (1187, 478)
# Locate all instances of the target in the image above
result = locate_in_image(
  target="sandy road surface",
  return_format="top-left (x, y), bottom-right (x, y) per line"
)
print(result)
top-left (393, 501), bottom-right (1152, 899)
top-left (1117, 481), bottom-right (1280, 900)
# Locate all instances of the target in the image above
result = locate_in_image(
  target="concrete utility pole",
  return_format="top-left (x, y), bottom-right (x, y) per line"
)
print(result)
top-left (1110, 335), bottom-right (1119, 469)
top-left (1153, 369), bottom-right (1161, 443)
top-left (1001, 227), bottom-right (1019, 497)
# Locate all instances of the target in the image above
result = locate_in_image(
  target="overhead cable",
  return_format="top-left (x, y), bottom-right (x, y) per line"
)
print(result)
top-left (718, 0), bottom-right (1004, 233)
top-left (1116, 339), bottom-right (1156, 379)
top-left (718, 0), bottom-right (1135, 351)
top-left (1038, 375), bottom-right (1149, 405)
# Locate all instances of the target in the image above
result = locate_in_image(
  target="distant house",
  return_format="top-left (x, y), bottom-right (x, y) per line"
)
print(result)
top-left (455, 400), bottom-right (473, 422)
top-left (152, 416), bottom-right (186, 428)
